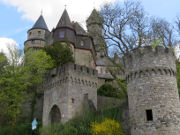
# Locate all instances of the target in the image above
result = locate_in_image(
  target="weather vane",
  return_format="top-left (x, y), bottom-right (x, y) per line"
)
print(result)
top-left (64, 4), bottom-right (67, 9)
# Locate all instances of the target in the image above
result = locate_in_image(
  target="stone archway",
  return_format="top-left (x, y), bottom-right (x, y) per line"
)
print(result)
top-left (49, 105), bottom-right (61, 124)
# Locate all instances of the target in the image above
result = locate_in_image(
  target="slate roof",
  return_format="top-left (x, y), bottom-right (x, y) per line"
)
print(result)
top-left (75, 36), bottom-right (93, 50)
top-left (73, 22), bottom-right (87, 35)
top-left (56, 9), bottom-right (73, 28)
top-left (86, 9), bottom-right (103, 25)
top-left (32, 15), bottom-right (49, 30)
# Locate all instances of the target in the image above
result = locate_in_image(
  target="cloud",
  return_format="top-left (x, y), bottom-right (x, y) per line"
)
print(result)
top-left (1, 0), bottom-right (118, 30)
top-left (0, 37), bottom-right (19, 55)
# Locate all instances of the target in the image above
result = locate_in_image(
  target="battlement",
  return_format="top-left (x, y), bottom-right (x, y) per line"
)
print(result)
top-left (128, 45), bottom-right (174, 56)
top-left (126, 66), bottom-right (176, 82)
top-left (125, 46), bottom-right (180, 135)
top-left (47, 62), bottom-right (98, 78)
top-left (42, 62), bottom-right (98, 125)
top-left (43, 62), bottom-right (98, 90)
top-left (124, 46), bottom-right (176, 75)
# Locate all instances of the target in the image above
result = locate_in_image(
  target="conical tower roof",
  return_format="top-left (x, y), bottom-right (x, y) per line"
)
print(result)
top-left (32, 15), bottom-right (49, 30)
top-left (86, 9), bottom-right (103, 25)
top-left (56, 9), bottom-right (73, 28)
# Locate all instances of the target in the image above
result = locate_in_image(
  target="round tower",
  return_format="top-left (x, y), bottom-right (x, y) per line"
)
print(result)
top-left (24, 15), bottom-right (49, 50)
top-left (124, 46), bottom-right (180, 135)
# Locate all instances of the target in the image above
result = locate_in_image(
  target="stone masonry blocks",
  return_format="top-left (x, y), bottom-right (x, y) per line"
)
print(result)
top-left (124, 46), bottom-right (180, 135)
top-left (42, 62), bottom-right (98, 126)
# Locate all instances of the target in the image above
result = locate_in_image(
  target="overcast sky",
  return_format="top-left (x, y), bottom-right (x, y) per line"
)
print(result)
top-left (0, 0), bottom-right (180, 55)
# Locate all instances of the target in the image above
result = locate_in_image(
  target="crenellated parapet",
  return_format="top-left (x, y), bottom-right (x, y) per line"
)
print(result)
top-left (43, 62), bottom-right (98, 86)
top-left (124, 46), bottom-right (176, 75)
top-left (126, 66), bottom-right (176, 82)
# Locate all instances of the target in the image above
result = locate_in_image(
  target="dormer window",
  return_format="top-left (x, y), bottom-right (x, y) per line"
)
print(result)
top-left (59, 31), bottom-right (65, 38)
top-left (38, 31), bottom-right (41, 35)
top-left (61, 20), bottom-right (65, 25)
top-left (80, 40), bottom-right (84, 46)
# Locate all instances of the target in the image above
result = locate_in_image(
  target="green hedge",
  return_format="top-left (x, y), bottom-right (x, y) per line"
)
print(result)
top-left (0, 123), bottom-right (32, 135)
top-left (40, 106), bottom-right (124, 135)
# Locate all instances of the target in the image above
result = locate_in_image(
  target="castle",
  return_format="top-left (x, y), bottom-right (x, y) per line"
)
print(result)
top-left (24, 9), bottom-right (113, 125)
top-left (24, 8), bottom-right (180, 135)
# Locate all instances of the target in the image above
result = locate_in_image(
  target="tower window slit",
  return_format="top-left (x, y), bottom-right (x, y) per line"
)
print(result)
top-left (146, 109), bottom-right (153, 121)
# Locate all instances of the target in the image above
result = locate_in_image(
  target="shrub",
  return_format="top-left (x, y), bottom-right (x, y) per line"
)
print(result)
top-left (176, 61), bottom-right (180, 95)
top-left (44, 41), bottom-right (74, 68)
top-left (91, 119), bottom-right (125, 135)
top-left (0, 123), bottom-right (32, 135)
top-left (40, 107), bottom-right (123, 135)
top-left (97, 83), bottom-right (119, 98)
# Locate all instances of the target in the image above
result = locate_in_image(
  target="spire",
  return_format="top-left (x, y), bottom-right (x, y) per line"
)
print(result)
top-left (32, 15), bottom-right (49, 30)
top-left (56, 9), bottom-right (73, 28)
top-left (86, 9), bottom-right (103, 26)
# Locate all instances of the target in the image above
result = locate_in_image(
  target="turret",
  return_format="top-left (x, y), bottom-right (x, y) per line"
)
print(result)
top-left (53, 9), bottom-right (76, 44)
top-left (124, 46), bottom-right (180, 135)
top-left (86, 9), bottom-right (106, 57)
top-left (24, 15), bottom-right (49, 50)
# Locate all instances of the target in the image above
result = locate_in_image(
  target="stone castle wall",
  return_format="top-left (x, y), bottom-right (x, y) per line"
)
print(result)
top-left (74, 48), bottom-right (95, 69)
top-left (42, 63), bottom-right (98, 126)
top-left (28, 29), bottom-right (46, 39)
top-left (124, 46), bottom-right (180, 135)
top-left (97, 96), bottom-right (125, 111)
top-left (24, 40), bottom-right (45, 49)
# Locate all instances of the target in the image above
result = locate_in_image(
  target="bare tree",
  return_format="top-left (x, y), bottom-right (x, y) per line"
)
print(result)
top-left (150, 17), bottom-right (175, 47)
top-left (176, 17), bottom-right (180, 35)
top-left (101, 0), bottom-right (175, 55)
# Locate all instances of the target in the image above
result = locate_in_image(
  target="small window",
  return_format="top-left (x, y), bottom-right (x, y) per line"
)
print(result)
top-left (38, 31), bottom-right (41, 35)
top-left (106, 69), bottom-right (108, 73)
top-left (29, 32), bottom-right (32, 36)
top-left (87, 68), bottom-right (89, 73)
top-left (71, 98), bottom-right (75, 103)
top-left (100, 68), bottom-right (103, 74)
top-left (80, 41), bottom-right (84, 46)
top-left (146, 109), bottom-right (153, 121)
top-left (31, 40), bottom-right (35, 44)
top-left (59, 31), bottom-right (65, 38)
top-left (74, 65), bottom-right (76, 70)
